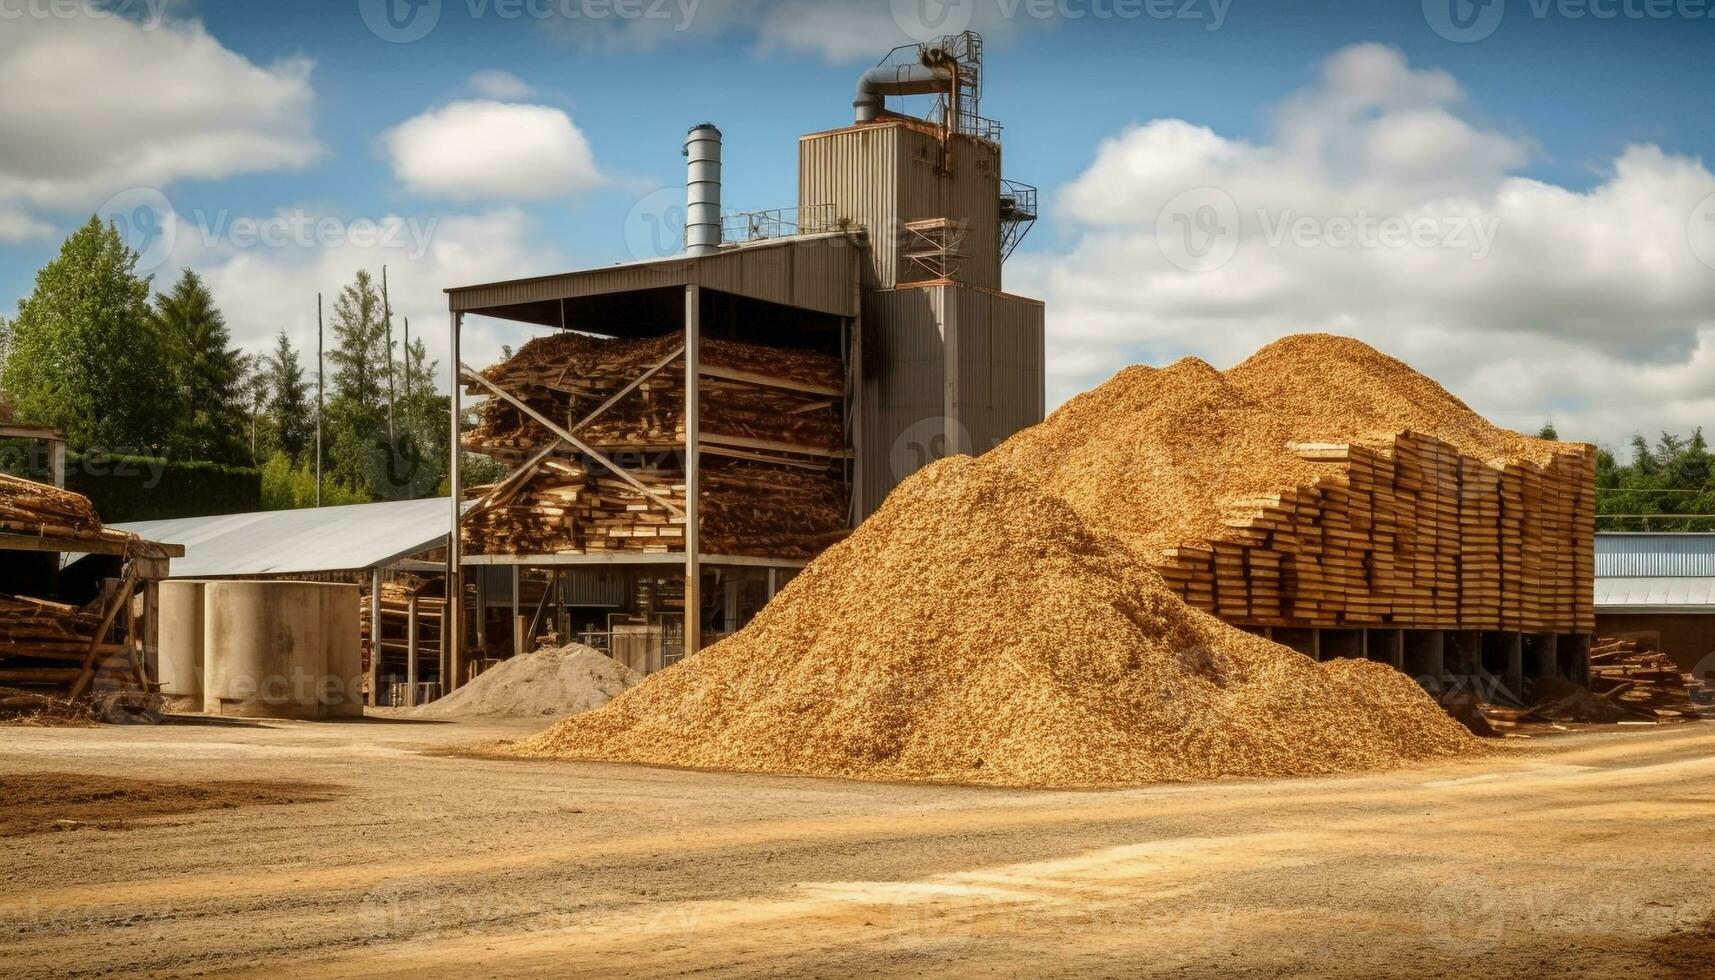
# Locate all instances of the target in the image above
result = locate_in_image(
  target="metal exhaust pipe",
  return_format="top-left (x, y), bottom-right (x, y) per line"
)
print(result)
top-left (684, 123), bottom-right (721, 256)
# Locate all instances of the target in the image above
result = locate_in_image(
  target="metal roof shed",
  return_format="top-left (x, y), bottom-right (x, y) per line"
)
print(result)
top-left (111, 497), bottom-right (454, 579)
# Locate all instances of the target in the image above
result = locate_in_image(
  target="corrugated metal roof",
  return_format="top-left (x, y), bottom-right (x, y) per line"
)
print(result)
top-left (1596, 532), bottom-right (1715, 577)
top-left (112, 498), bottom-right (454, 578)
top-left (445, 233), bottom-right (862, 321)
top-left (1595, 576), bottom-right (1715, 610)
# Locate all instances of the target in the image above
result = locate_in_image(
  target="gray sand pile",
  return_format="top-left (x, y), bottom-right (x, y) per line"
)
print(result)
top-left (414, 644), bottom-right (640, 719)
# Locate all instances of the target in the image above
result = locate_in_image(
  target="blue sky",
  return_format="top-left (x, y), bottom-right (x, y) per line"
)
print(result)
top-left (3, 0), bottom-right (1714, 447)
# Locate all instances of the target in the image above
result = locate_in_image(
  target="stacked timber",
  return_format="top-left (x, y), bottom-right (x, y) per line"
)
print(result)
top-left (360, 581), bottom-right (445, 682)
top-left (992, 334), bottom-right (1598, 635)
top-left (1587, 636), bottom-right (1706, 720)
top-left (1151, 433), bottom-right (1596, 631)
top-left (463, 330), bottom-right (851, 559)
top-left (0, 476), bottom-right (160, 700)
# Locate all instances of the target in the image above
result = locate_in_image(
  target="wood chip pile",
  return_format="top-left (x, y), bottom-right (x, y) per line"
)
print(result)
top-left (993, 334), bottom-right (1596, 633)
top-left (504, 455), bottom-right (1479, 787)
top-left (463, 330), bottom-right (850, 558)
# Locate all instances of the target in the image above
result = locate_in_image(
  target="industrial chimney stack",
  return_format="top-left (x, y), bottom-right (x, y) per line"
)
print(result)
top-left (684, 123), bottom-right (722, 256)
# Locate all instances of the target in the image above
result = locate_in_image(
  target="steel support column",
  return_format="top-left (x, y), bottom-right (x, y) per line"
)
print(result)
top-left (368, 567), bottom-right (383, 706)
top-left (448, 310), bottom-right (463, 692)
top-left (684, 284), bottom-right (702, 659)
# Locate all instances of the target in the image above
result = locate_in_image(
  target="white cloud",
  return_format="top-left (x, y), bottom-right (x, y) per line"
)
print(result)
top-left (383, 100), bottom-right (604, 201)
top-left (0, 209), bottom-right (55, 244)
top-left (170, 208), bottom-right (566, 398)
top-left (1029, 43), bottom-right (1715, 451)
top-left (468, 69), bottom-right (534, 100)
top-left (0, 13), bottom-right (317, 218)
top-left (540, 0), bottom-right (1042, 62)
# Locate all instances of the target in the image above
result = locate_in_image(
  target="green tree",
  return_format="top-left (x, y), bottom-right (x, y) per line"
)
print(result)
top-left (325, 269), bottom-right (392, 494)
top-left (1597, 428), bottom-right (1715, 531)
top-left (1, 217), bottom-right (175, 451)
top-left (1537, 421), bottom-right (1558, 441)
top-left (240, 353), bottom-right (275, 463)
top-left (153, 268), bottom-right (247, 463)
top-left (266, 330), bottom-right (313, 463)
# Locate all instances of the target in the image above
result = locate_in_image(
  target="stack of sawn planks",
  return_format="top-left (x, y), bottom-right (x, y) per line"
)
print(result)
top-left (359, 581), bottom-right (445, 682)
top-left (1152, 432), bottom-right (1597, 632)
top-left (463, 330), bottom-right (850, 559)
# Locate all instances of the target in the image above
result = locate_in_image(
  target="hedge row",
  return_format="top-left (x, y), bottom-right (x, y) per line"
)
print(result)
top-left (64, 452), bottom-right (261, 523)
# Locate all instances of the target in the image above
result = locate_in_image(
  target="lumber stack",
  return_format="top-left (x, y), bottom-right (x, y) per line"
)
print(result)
top-left (1152, 431), bottom-right (1597, 632)
top-left (1587, 636), bottom-right (1706, 720)
top-left (463, 330), bottom-right (851, 559)
top-left (360, 581), bottom-right (446, 680)
top-left (0, 476), bottom-right (164, 702)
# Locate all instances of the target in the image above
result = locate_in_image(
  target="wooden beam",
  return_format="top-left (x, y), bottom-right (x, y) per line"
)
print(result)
top-left (461, 363), bottom-right (686, 520)
top-left (405, 593), bottom-right (419, 708)
top-left (68, 569), bottom-right (139, 699)
top-left (698, 363), bottom-right (842, 397)
top-left (0, 532), bottom-right (183, 558)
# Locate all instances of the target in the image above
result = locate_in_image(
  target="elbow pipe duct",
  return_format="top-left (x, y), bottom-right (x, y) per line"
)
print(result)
top-left (853, 62), bottom-right (955, 122)
top-left (684, 123), bottom-right (722, 257)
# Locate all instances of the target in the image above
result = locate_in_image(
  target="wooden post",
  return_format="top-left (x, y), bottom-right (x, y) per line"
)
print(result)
top-left (406, 592), bottom-right (419, 708)
top-left (1504, 632), bottom-right (1524, 701)
top-left (511, 566), bottom-right (522, 658)
top-left (48, 438), bottom-right (66, 489)
top-left (766, 567), bottom-right (778, 601)
top-left (143, 579), bottom-right (160, 685)
top-left (447, 310), bottom-right (463, 691)
top-left (684, 285), bottom-right (701, 659)
top-left (368, 567), bottom-right (383, 707)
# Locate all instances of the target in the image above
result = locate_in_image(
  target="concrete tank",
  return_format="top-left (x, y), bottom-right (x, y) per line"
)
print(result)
top-left (157, 580), bottom-right (209, 704)
top-left (202, 581), bottom-right (364, 720)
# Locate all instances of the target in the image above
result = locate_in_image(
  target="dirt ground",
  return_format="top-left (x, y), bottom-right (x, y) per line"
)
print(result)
top-left (1, 716), bottom-right (1712, 979)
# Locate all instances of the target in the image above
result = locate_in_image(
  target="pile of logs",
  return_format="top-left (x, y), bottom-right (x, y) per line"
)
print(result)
top-left (1587, 636), bottom-right (1706, 720)
top-left (1153, 432), bottom-right (1597, 632)
top-left (0, 475), bottom-right (168, 708)
top-left (463, 331), bottom-right (851, 559)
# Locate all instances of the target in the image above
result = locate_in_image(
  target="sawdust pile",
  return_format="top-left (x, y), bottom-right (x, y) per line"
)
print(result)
top-left (992, 333), bottom-right (1569, 556)
top-left (505, 456), bottom-right (1476, 786)
top-left (414, 644), bottom-right (640, 719)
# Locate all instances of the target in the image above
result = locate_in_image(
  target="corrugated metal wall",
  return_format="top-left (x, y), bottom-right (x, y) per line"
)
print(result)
top-left (801, 126), bottom-right (902, 289)
top-left (947, 286), bottom-right (1045, 454)
top-left (1596, 533), bottom-right (1715, 577)
top-left (859, 286), bottom-right (944, 516)
top-left (857, 284), bottom-right (1044, 517)
top-left (800, 124), bottom-right (1001, 292)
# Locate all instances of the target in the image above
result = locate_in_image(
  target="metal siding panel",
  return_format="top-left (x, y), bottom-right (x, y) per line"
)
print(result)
top-left (947, 285), bottom-right (1045, 458)
top-left (1596, 533), bottom-right (1715, 577)
top-left (801, 127), bottom-right (901, 289)
top-left (859, 287), bottom-right (944, 516)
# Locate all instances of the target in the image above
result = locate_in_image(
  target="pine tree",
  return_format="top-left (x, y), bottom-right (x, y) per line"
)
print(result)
top-left (154, 268), bottom-right (248, 463)
top-left (241, 353), bottom-right (275, 462)
top-left (1, 217), bottom-right (176, 453)
top-left (326, 269), bottom-right (393, 493)
top-left (266, 330), bottom-right (313, 463)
